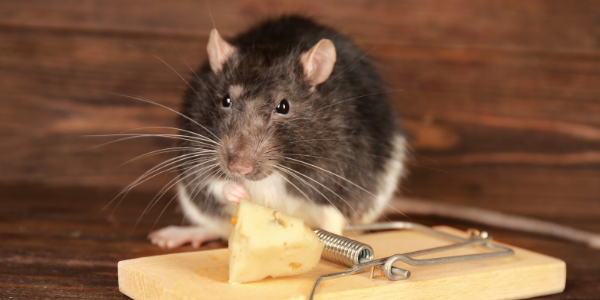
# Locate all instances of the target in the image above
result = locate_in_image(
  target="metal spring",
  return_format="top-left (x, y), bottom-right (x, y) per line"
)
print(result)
top-left (315, 229), bottom-right (374, 266)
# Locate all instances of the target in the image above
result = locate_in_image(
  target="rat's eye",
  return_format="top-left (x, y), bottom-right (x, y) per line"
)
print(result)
top-left (275, 99), bottom-right (290, 115)
top-left (222, 94), bottom-right (232, 108)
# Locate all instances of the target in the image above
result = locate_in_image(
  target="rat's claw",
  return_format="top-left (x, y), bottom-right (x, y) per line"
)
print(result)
top-left (223, 181), bottom-right (248, 205)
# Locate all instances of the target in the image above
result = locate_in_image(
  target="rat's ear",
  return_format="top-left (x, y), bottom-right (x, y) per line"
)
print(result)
top-left (207, 29), bottom-right (236, 73)
top-left (300, 39), bottom-right (336, 86)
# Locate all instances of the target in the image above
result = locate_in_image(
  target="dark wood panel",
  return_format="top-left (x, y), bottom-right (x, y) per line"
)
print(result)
top-left (377, 46), bottom-right (600, 126)
top-left (1, 185), bottom-right (598, 299)
top-left (0, 27), bottom-right (203, 187)
top-left (402, 165), bottom-right (600, 220)
top-left (1, 0), bottom-right (599, 52)
top-left (1, 26), bottom-right (599, 219)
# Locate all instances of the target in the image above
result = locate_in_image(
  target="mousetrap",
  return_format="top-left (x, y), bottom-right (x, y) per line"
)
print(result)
top-left (118, 223), bottom-right (565, 300)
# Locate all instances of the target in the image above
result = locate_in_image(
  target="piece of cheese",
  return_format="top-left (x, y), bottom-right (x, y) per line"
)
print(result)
top-left (228, 201), bottom-right (325, 284)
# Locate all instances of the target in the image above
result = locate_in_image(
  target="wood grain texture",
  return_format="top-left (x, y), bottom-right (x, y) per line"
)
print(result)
top-left (1, 0), bottom-right (599, 51)
top-left (0, 26), bottom-right (196, 187)
top-left (1, 24), bottom-right (599, 218)
top-left (118, 227), bottom-right (565, 300)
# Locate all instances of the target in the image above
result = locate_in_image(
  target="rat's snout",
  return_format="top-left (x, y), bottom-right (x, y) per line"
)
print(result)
top-left (223, 135), bottom-right (259, 177)
top-left (228, 155), bottom-right (254, 175)
top-left (224, 140), bottom-right (272, 180)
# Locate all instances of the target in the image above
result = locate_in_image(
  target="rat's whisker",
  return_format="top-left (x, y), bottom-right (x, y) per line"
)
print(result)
top-left (109, 156), bottom-right (205, 219)
top-left (272, 155), bottom-right (386, 214)
top-left (100, 91), bottom-right (221, 142)
top-left (101, 151), bottom-right (213, 213)
top-left (273, 165), bottom-right (322, 213)
top-left (121, 151), bottom-right (215, 193)
top-left (277, 164), bottom-right (360, 220)
top-left (110, 156), bottom-right (214, 215)
top-left (274, 153), bottom-right (373, 174)
top-left (117, 147), bottom-right (214, 168)
top-left (206, 170), bottom-right (232, 213)
top-left (187, 166), bottom-right (223, 213)
top-left (257, 162), bottom-right (285, 209)
top-left (274, 166), bottom-right (354, 233)
top-left (151, 166), bottom-right (221, 231)
top-left (285, 117), bottom-right (313, 123)
top-left (189, 167), bottom-right (230, 218)
top-left (146, 51), bottom-right (218, 116)
top-left (403, 162), bottom-right (448, 173)
top-left (166, 34), bottom-right (232, 140)
top-left (141, 153), bottom-right (215, 181)
top-left (166, 36), bottom-right (222, 116)
top-left (146, 49), bottom-right (232, 139)
top-left (254, 125), bottom-right (276, 156)
top-left (274, 156), bottom-right (408, 221)
top-left (276, 156), bottom-right (377, 198)
top-left (272, 169), bottom-right (319, 212)
top-left (88, 132), bottom-right (215, 144)
top-left (316, 89), bottom-right (402, 112)
top-left (188, 166), bottom-right (221, 201)
top-left (130, 160), bottom-right (216, 232)
top-left (167, 35), bottom-right (216, 95)
top-left (84, 133), bottom-right (216, 151)
top-left (267, 155), bottom-right (370, 207)
top-left (264, 138), bottom-right (340, 155)
top-left (131, 162), bottom-right (218, 235)
top-left (271, 151), bottom-right (413, 195)
top-left (146, 160), bottom-right (219, 212)
top-left (120, 126), bottom-right (218, 145)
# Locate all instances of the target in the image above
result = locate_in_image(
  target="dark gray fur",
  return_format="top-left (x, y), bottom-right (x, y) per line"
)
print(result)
top-left (179, 15), bottom-right (402, 222)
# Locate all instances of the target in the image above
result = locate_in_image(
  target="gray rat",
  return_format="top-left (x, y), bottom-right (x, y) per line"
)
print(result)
top-left (149, 15), bottom-right (406, 248)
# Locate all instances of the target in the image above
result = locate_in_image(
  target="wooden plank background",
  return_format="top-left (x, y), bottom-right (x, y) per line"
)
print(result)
top-left (1, 1), bottom-right (599, 298)
top-left (2, 0), bottom-right (599, 221)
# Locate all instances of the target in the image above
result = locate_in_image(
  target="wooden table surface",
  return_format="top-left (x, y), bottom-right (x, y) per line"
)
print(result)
top-left (1, 184), bottom-right (598, 299)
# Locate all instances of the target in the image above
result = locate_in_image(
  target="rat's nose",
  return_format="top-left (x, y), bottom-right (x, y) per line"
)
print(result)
top-left (228, 157), bottom-right (254, 175)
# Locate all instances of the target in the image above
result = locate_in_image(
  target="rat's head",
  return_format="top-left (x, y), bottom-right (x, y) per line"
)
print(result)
top-left (182, 29), bottom-right (338, 182)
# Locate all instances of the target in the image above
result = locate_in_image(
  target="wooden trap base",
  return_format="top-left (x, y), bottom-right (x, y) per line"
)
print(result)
top-left (118, 226), bottom-right (565, 300)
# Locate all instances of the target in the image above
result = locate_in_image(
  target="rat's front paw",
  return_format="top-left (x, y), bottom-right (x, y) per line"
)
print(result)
top-left (222, 181), bottom-right (248, 205)
top-left (148, 226), bottom-right (220, 249)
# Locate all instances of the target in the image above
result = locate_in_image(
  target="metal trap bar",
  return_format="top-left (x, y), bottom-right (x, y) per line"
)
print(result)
top-left (310, 222), bottom-right (514, 300)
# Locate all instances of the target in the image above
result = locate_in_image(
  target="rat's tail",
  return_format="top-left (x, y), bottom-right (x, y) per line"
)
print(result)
top-left (387, 197), bottom-right (600, 249)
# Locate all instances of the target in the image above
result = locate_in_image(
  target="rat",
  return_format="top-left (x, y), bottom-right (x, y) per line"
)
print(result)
top-left (148, 15), bottom-right (600, 250)
top-left (148, 15), bottom-right (406, 248)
